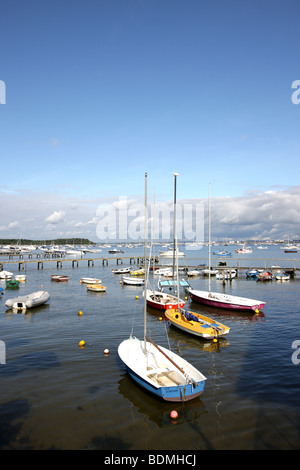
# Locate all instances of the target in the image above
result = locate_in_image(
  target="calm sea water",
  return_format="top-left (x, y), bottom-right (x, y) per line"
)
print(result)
top-left (0, 244), bottom-right (300, 450)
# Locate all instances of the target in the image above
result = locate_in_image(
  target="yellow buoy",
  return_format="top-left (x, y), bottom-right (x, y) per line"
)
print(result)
top-left (159, 317), bottom-right (163, 321)
top-left (79, 340), bottom-right (85, 347)
top-left (136, 295), bottom-right (139, 300)
top-left (255, 309), bottom-right (259, 314)
top-left (78, 310), bottom-right (83, 316)
top-left (213, 338), bottom-right (218, 343)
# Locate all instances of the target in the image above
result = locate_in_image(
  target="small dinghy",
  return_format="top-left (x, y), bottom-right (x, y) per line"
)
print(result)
top-left (165, 308), bottom-right (230, 340)
top-left (275, 272), bottom-right (290, 281)
top-left (130, 268), bottom-right (145, 276)
top-left (51, 275), bottom-right (69, 282)
top-left (256, 271), bottom-right (273, 281)
top-left (122, 276), bottom-right (145, 286)
top-left (108, 248), bottom-right (124, 254)
top-left (0, 270), bottom-right (14, 280)
top-left (245, 269), bottom-right (260, 278)
top-left (112, 267), bottom-right (131, 274)
top-left (80, 277), bottom-right (102, 284)
top-left (186, 269), bottom-right (200, 277)
top-left (86, 284), bottom-right (106, 292)
top-left (144, 288), bottom-right (185, 311)
top-left (215, 269), bottom-right (237, 280)
top-left (15, 274), bottom-right (26, 281)
top-left (6, 279), bottom-right (20, 289)
top-left (5, 291), bottom-right (50, 311)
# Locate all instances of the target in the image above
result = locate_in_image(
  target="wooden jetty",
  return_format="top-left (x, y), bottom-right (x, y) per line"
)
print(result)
top-left (0, 254), bottom-right (298, 278)
top-left (0, 255), bottom-right (151, 271)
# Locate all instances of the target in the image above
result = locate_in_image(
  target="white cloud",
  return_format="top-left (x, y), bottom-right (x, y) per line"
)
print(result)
top-left (0, 186), bottom-right (300, 241)
top-left (87, 217), bottom-right (98, 225)
top-left (0, 221), bottom-right (19, 231)
top-left (8, 221), bottom-right (19, 229)
top-left (45, 210), bottom-right (66, 224)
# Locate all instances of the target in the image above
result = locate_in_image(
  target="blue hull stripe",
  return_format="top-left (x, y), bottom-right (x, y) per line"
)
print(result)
top-left (126, 366), bottom-right (205, 402)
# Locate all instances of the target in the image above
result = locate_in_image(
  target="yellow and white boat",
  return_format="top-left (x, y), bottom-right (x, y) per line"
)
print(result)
top-left (165, 308), bottom-right (230, 340)
top-left (86, 284), bottom-right (107, 292)
top-left (130, 268), bottom-right (145, 276)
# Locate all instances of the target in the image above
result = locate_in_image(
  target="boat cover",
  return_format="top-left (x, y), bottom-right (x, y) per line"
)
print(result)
top-left (184, 310), bottom-right (200, 322)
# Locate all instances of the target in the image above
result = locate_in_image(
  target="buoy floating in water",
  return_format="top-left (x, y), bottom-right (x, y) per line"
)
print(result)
top-left (79, 340), bottom-right (85, 347)
top-left (78, 310), bottom-right (83, 316)
top-left (104, 348), bottom-right (109, 355)
top-left (170, 410), bottom-right (178, 419)
top-left (136, 295), bottom-right (139, 300)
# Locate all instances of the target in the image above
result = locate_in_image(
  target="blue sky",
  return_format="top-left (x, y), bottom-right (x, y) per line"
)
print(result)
top-left (1, 0), bottom-right (300, 241)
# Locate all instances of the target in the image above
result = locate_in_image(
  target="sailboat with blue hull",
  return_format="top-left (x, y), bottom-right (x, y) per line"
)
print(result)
top-left (118, 336), bottom-right (206, 402)
top-left (118, 173), bottom-right (206, 402)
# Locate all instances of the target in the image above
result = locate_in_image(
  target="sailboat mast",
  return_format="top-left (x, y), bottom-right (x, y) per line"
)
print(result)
top-left (144, 172), bottom-right (148, 353)
top-left (152, 189), bottom-right (156, 294)
top-left (208, 183), bottom-right (211, 293)
top-left (172, 172), bottom-right (179, 279)
top-left (173, 172), bottom-right (180, 306)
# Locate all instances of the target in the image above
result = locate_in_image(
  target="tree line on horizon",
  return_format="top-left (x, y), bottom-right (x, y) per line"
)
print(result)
top-left (0, 238), bottom-right (95, 246)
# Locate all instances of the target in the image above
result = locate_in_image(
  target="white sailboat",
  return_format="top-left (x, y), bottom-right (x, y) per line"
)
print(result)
top-left (188, 185), bottom-right (265, 312)
top-left (145, 181), bottom-right (185, 311)
top-left (118, 173), bottom-right (206, 401)
top-left (164, 175), bottom-right (230, 340)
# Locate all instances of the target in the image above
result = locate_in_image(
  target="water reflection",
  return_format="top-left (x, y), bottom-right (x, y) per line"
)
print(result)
top-left (118, 374), bottom-right (207, 428)
top-left (0, 351), bottom-right (60, 377)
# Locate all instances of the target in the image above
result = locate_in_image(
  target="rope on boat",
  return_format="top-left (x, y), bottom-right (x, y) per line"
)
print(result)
top-left (146, 336), bottom-right (197, 387)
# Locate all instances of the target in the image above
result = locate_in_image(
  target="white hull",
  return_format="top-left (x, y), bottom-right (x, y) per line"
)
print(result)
top-left (144, 288), bottom-right (185, 310)
top-left (216, 269), bottom-right (237, 279)
top-left (188, 288), bottom-right (265, 311)
top-left (112, 267), bottom-right (131, 274)
top-left (87, 285), bottom-right (106, 292)
top-left (0, 270), bottom-right (14, 280)
top-left (5, 291), bottom-right (50, 311)
top-left (159, 250), bottom-right (185, 258)
top-left (80, 277), bottom-right (102, 284)
top-left (118, 337), bottom-right (206, 401)
top-left (122, 276), bottom-right (145, 285)
top-left (15, 275), bottom-right (26, 281)
top-left (202, 269), bottom-right (218, 276)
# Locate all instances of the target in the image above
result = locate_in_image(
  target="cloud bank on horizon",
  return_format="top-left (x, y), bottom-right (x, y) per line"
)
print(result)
top-left (0, 185), bottom-right (299, 242)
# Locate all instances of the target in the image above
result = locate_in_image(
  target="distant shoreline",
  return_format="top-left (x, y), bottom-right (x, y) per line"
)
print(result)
top-left (0, 238), bottom-right (95, 245)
